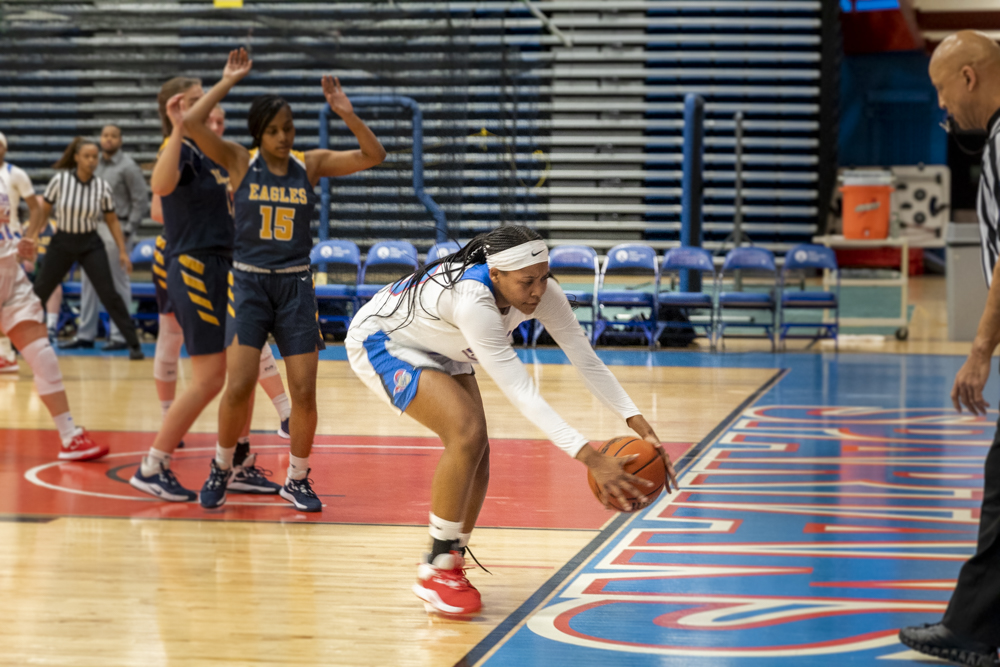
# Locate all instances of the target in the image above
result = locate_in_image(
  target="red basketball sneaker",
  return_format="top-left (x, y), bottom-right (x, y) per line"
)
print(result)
top-left (0, 351), bottom-right (18, 374)
top-left (413, 551), bottom-right (482, 616)
top-left (58, 429), bottom-right (109, 461)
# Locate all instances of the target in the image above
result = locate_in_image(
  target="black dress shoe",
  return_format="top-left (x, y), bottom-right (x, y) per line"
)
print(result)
top-left (128, 346), bottom-right (145, 361)
top-left (102, 341), bottom-right (128, 351)
top-left (899, 623), bottom-right (999, 667)
top-left (59, 339), bottom-right (94, 350)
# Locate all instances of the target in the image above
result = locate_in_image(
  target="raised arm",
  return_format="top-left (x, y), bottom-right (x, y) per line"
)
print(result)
top-left (182, 48), bottom-right (252, 189)
top-left (150, 99), bottom-right (186, 197)
top-left (304, 76), bottom-right (386, 185)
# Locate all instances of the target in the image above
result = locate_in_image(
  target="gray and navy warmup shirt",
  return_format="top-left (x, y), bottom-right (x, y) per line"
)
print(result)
top-left (978, 108), bottom-right (1000, 287)
top-left (43, 171), bottom-right (115, 234)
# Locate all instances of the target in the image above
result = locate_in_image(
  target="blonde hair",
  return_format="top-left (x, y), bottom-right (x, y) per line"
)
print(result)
top-left (157, 76), bottom-right (202, 136)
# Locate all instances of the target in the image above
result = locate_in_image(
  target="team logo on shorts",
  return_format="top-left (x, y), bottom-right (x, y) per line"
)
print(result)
top-left (392, 369), bottom-right (412, 395)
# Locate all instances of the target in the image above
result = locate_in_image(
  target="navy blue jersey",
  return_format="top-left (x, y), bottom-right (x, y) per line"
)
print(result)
top-left (160, 138), bottom-right (235, 257)
top-left (232, 150), bottom-right (317, 270)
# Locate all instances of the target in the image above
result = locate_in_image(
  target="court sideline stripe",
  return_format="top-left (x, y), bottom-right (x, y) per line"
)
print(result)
top-left (454, 367), bottom-right (788, 667)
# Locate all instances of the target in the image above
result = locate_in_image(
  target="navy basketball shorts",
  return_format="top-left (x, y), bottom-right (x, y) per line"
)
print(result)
top-left (225, 268), bottom-right (325, 357)
top-left (153, 239), bottom-right (173, 315)
top-left (166, 252), bottom-right (231, 356)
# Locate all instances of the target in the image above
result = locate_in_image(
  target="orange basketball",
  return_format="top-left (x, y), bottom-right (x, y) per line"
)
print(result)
top-left (586, 436), bottom-right (667, 512)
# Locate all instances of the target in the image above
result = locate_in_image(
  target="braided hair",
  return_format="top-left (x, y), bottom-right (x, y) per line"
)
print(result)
top-left (366, 225), bottom-right (545, 333)
top-left (247, 94), bottom-right (291, 149)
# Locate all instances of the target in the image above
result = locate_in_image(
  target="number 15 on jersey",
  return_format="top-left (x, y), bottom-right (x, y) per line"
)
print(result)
top-left (259, 206), bottom-right (294, 241)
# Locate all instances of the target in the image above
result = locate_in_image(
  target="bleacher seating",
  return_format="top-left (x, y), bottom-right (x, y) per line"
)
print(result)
top-left (1, 1), bottom-right (832, 256)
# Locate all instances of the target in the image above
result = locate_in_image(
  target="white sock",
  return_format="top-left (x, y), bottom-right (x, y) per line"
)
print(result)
top-left (160, 400), bottom-right (173, 419)
top-left (458, 532), bottom-right (472, 550)
top-left (287, 454), bottom-right (309, 481)
top-left (46, 313), bottom-right (58, 330)
top-left (429, 512), bottom-right (464, 543)
top-left (53, 412), bottom-right (79, 445)
top-left (141, 448), bottom-right (171, 477)
top-left (271, 393), bottom-right (291, 421)
top-left (215, 443), bottom-right (235, 470)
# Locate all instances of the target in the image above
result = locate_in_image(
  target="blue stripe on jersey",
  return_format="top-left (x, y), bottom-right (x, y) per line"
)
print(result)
top-left (232, 153), bottom-right (318, 270)
top-left (362, 331), bottom-right (422, 412)
top-left (160, 139), bottom-right (235, 257)
top-left (459, 263), bottom-right (494, 293)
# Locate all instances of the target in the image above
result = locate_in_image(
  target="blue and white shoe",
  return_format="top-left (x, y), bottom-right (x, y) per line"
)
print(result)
top-left (230, 453), bottom-right (281, 494)
top-left (130, 463), bottom-right (196, 502)
top-left (279, 471), bottom-right (322, 512)
top-left (277, 418), bottom-right (290, 439)
top-left (199, 459), bottom-right (234, 509)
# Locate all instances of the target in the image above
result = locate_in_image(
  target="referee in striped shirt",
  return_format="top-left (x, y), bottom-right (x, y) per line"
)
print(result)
top-left (19, 137), bottom-right (143, 360)
top-left (899, 31), bottom-right (1000, 667)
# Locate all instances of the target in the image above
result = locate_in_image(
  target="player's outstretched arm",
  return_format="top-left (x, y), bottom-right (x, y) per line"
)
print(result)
top-left (305, 76), bottom-right (386, 185)
top-left (150, 95), bottom-right (187, 197)
top-left (183, 47), bottom-right (252, 188)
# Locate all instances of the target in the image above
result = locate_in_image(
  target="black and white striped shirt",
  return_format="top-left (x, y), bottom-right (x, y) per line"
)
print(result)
top-left (43, 171), bottom-right (115, 234)
top-left (978, 108), bottom-right (1000, 287)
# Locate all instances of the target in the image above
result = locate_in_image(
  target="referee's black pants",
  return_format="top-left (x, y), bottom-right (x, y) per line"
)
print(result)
top-left (32, 230), bottom-right (140, 350)
top-left (942, 412), bottom-right (1000, 645)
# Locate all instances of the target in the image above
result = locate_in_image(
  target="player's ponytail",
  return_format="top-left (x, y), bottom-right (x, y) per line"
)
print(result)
top-left (362, 225), bottom-right (545, 333)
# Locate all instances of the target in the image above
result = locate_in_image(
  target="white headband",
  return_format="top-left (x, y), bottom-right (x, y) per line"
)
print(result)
top-left (486, 240), bottom-right (549, 271)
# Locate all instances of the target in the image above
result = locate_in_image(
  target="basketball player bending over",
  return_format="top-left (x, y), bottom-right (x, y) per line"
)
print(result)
top-left (345, 225), bottom-right (679, 616)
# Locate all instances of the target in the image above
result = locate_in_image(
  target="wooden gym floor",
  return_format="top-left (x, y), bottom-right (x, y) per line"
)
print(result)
top-left (0, 275), bottom-right (990, 666)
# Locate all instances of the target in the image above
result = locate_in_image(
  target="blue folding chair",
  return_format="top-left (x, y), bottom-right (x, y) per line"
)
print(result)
top-left (310, 240), bottom-right (361, 331)
top-left (529, 245), bottom-right (599, 346)
top-left (778, 243), bottom-right (839, 350)
top-left (716, 247), bottom-right (778, 351)
top-left (425, 241), bottom-right (461, 265)
top-left (657, 246), bottom-right (716, 348)
top-left (593, 243), bottom-right (659, 349)
top-left (358, 241), bottom-right (419, 302)
top-left (128, 237), bottom-right (160, 335)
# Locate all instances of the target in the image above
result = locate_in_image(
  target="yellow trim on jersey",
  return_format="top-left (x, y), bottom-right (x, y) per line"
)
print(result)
top-left (291, 150), bottom-right (306, 167)
top-left (155, 235), bottom-right (167, 249)
top-left (153, 250), bottom-right (165, 265)
top-left (228, 272), bottom-right (234, 286)
top-left (157, 279), bottom-right (168, 289)
top-left (227, 304), bottom-right (236, 318)
top-left (197, 311), bottom-right (221, 326)
top-left (228, 288), bottom-right (235, 301)
top-left (152, 264), bottom-right (168, 279)
top-left (178, 254), bottom-right (205, 274)
top-left (181, 271), bottom-right (207, 293)
top-left (187, 292), bottom-right (214, 311)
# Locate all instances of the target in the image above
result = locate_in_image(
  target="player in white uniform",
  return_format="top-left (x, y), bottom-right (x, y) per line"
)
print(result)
top-left (0, 131), bottom-right (108, 461)
top-left (346, 225), bottom-right (678, 616)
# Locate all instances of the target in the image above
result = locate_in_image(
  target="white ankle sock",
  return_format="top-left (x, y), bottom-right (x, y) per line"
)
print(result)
top-left (287, 454), bottom-right (309, 481)
top-left (53, 412), bottom-right (79, 445)
top-left (46, 313), bottom-right (58, 330)
top-left (142, 448), bottom-right (171, 477)
top-left (215, 443), bottom-right (235, 470)
top-left (271, 393), bottom-right (291, 421)
top-left (160, 400), bottom-right (173, 419)
top-left (458, 532), bottom-right (472, 549)
top-left (429, 513), bottom-right (464, 542)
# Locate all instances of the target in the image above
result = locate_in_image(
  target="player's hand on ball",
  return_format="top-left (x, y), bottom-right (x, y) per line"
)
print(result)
top-left (626, 414), bottom-right (678, 492)
top-left (322, 75), bottom-right (353, 116)
top-left (582, 449), bottom-right (654, 509)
